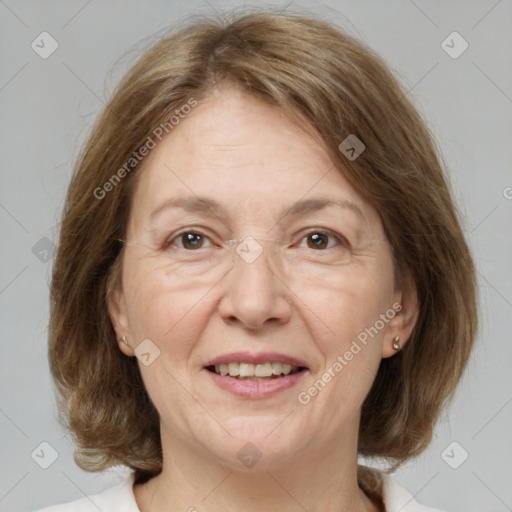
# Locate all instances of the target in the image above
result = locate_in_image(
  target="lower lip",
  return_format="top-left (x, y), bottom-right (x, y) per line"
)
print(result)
top-left (204, 368), bottom-right (307, 399)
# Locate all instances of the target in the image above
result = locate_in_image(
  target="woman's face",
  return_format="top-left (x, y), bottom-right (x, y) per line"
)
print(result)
top-left (109, 86), bottom-right (416, 470)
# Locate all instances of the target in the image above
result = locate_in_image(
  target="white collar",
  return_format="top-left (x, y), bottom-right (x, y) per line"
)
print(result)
top-left (44, 468), bottom-right (444, 511)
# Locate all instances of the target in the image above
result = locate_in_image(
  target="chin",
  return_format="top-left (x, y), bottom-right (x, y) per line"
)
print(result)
top-left (201, 416), bottom-right (309, 472)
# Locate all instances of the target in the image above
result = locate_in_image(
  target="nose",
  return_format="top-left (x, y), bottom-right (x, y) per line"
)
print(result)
top-left (217, 238), bottom-right (292, 331)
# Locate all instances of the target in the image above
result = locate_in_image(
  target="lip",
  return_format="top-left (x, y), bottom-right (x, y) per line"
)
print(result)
top-left (204, 367), bottom-right (308, 399)
top-left (205, 351), bottom-right (308, 368)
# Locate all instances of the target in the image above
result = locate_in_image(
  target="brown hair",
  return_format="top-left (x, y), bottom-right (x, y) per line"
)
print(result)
top-left (48, 8), bottom-right (477, 484)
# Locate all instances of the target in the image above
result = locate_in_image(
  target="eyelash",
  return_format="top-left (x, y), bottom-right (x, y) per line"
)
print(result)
top-left (161, 228), bottom-right (349, 252)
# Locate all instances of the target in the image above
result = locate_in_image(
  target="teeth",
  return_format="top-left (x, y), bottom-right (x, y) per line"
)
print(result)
top-left (239, 363), bottom-right (254, 377)
top-left (255, 363), bottom-right (272, 377)
top-left (228, 362), bottom-right (240, 376)
top-left (272, 362), bottom-right (282, 375)
top-left (212, 362), bottom-right (300, 378)
top-left (282, 364), bottom-right (292, 375)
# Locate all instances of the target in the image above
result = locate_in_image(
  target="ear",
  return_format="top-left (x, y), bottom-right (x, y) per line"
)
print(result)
top-left (381, 280), bottom-right (420, 358)
top-left (107, 285), bottom-right (135, 357)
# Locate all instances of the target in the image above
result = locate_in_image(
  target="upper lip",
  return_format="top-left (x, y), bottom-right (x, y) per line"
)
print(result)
top-left (205, 351), bottom-right (308, 368)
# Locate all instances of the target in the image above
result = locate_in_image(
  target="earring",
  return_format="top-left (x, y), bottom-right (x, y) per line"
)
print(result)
top-left (392, 336), bottom-right (401, 350)
top-left (121, 336), bottom-right (129, 346)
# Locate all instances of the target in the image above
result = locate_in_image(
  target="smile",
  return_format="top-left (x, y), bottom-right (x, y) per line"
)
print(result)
top-left (207, 362), bottom-right (303, 380)
top-left (203, 351), bottom-right (309, 398)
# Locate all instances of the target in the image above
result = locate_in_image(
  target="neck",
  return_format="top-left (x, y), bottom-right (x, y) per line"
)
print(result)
top-left (133, 418), bottom-right (381, 512)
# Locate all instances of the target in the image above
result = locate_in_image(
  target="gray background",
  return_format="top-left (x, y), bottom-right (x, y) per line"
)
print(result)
top-left (1, 0), bottom-right (511, 511)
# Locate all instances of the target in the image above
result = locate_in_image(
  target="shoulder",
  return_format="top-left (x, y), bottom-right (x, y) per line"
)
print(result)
top-left (33, 467), bottom-right (447, 512)
top-left (382, 474), bottom-right (446, 511)
top-left (358, 465), bottom-right (447, 512)
top-left (32, 473), bottom-right (139, 512)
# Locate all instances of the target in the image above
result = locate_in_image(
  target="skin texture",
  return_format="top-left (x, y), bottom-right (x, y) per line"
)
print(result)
top-left (108, 85), bottom-right (419, 512)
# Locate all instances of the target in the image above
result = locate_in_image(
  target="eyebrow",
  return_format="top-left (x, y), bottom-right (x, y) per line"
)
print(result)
top-left (149, 196), bottom-right (365, 223)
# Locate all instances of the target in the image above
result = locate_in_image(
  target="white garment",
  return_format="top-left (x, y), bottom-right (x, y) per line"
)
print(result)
top-left (33, 470), bottom-right (445, 512)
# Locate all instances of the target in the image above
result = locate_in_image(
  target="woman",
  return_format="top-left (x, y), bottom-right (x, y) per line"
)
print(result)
top-left (36, 8), bottom-right (477, 512)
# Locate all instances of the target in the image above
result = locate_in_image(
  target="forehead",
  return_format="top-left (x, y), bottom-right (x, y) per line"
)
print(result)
top-left (127, 87), bottom-right (381, 231)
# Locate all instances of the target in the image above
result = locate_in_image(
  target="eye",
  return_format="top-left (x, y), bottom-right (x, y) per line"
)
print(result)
top-left (163, 230), bottom-right (214, 251)
top-left (298, 230), bottom-right (348, 251)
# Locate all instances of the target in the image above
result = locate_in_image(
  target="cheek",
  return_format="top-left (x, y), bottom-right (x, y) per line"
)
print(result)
top-left (298, 260), bottom-right (395, 345)
top-left (295, 260), bottom-right (394, 406)
top-left (121, 265), bottom-right (215, 418)
top-left (123, 260), bottom-right (214, 357)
